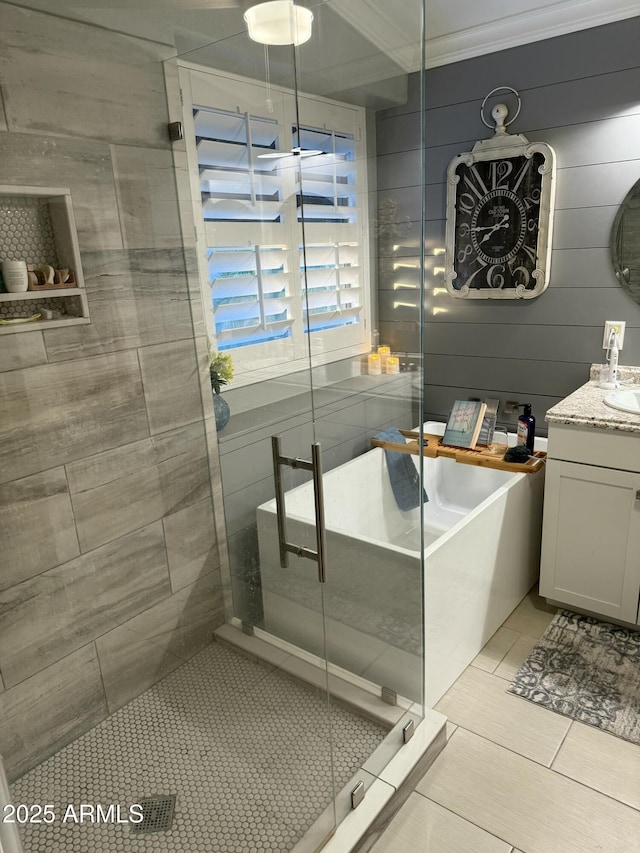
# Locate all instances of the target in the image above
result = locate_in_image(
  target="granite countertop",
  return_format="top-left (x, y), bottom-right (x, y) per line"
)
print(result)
top-left (546, 365), bottom-right (640, 433)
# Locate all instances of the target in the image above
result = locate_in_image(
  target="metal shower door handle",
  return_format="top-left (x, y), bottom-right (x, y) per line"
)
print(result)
top-left (271, 435), bottom-right (327, 583)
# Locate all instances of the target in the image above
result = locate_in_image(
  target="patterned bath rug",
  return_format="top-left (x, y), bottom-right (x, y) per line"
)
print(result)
top-left (507, 610), bottom-right (640, 745)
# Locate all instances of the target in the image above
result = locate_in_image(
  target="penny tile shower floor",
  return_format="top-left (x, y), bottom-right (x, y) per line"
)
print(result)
top-left (13, 641), bottom-right (387, 853)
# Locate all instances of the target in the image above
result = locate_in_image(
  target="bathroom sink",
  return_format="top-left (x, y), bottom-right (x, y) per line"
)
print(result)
top-left (603, 388), bottom-right (640, 414)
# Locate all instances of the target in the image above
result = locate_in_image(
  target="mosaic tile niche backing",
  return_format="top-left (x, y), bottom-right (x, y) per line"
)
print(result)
top-left (0, 196), bottom-right (60, 266)
top-left (0, 296), bottom-right (80, 320)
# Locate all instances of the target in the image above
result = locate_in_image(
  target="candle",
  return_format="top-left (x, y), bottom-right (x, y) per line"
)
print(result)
top-left (386, 356), bottom-right (400, 374)
top-left (377, 345), bottom-right (390, 368)
top-left (367, 353), bottom-right (382, 375)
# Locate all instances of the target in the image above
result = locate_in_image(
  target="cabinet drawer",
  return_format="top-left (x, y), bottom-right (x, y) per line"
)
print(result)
top-left (547, 423), bottom-right (640, 473)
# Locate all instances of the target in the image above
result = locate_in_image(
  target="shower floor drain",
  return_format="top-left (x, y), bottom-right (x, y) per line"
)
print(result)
top-left (130, 795), bottom-right (176, 834)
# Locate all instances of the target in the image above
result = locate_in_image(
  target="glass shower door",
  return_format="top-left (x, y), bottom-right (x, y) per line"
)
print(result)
top-left (294, 0), bottom-right (427, 811)
top-left (259, 0), bottom-right (427, 831)
top-left (177, 0), bottom-right (426, 842)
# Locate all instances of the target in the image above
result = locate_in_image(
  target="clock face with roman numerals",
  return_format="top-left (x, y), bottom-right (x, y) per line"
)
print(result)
top-left (444, 142), bottom-right (555, 299)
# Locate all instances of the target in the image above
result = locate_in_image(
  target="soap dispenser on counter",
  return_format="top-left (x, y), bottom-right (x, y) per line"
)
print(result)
top-left (517, 404), bottom-right (535, 454)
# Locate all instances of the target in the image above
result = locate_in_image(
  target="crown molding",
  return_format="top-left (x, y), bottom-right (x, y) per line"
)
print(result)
top-left (423, 0), bottom-right (640, 69)
top-left (331, 0), bottom-right (640, 73)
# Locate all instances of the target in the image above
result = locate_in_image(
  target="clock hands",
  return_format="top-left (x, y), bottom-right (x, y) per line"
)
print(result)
top-left (471, 215), bottom-right (509, 232)
top-left (472, 214), bottom-right (510, 244)
top-left (479, 224), bottom-right (509, 245)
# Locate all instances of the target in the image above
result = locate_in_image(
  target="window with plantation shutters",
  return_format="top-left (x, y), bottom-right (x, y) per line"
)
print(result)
top-left (181, 65), bottom-right (371, 382)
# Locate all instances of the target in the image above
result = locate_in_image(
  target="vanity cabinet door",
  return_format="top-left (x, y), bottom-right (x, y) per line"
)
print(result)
top-left (540, 460), bottom-right (640, 624)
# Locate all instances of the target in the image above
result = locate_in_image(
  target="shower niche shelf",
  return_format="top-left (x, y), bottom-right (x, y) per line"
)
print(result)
top-left (0, 185), bottom-right (90, 334)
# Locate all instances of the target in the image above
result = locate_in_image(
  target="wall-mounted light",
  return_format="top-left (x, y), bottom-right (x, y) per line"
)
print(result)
top-left (244, 1), bottom-right (314, 46)
top-left (433, 266), bottom-right (445, 276)
top-left (433, 247), bottom-right (446, 256)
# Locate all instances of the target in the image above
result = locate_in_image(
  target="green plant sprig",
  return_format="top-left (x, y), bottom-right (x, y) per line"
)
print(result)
top-left (210, 351), bottom-right (234, 395)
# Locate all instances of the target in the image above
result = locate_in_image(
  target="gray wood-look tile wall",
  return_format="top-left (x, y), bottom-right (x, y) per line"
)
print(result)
top-left (376, 17), bottom-right (640, 432)
top-left (0, 3), bottom-right (223, 780)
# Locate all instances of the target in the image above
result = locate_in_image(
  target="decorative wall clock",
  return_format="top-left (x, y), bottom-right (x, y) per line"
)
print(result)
top-left (445, 87), bottom-right (556, 299)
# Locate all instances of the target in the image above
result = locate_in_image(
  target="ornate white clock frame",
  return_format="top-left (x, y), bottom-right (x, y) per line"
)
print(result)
top-left (444, 87), bottom-right (556, 300)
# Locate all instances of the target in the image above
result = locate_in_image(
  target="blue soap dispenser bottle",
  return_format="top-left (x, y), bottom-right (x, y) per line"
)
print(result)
top-left (517, 404), bottom-right (535, 454)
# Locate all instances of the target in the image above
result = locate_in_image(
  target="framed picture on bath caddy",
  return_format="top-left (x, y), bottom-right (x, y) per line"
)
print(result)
top-left (444, 87), bottom-right (556, 300)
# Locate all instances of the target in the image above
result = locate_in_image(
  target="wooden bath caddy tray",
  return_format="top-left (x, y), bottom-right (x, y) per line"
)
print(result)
top-left (371, 431), bottom-right (546, 474)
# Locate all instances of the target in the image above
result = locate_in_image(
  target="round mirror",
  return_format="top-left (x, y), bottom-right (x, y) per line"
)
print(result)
top-left (610, 176), bottom-right (640, 303)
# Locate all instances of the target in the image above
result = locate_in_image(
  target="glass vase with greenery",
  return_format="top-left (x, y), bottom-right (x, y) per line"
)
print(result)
top-left (209, 350), bottom-right (234, 432)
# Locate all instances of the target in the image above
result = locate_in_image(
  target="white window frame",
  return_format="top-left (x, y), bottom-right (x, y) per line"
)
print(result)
top-left (179, 61), bottom-right (372, 388)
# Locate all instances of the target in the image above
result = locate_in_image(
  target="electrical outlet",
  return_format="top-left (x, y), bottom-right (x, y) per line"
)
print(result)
top-left (503, 400), bottom-right (520, 415)
top-left (603, 321), bottom-right (625, 349)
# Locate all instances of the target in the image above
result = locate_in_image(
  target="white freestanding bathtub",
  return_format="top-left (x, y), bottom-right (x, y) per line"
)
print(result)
top-left (257, 422), bottom-right (546, 706)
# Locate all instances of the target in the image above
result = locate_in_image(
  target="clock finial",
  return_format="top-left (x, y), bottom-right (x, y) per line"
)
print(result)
top-left (491, 103), bottom-right (509, 134)
top-left (480, 86), bottom-right (521, 135)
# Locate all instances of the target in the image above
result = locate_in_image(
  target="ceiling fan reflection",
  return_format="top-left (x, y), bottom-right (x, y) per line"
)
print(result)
top-left (257, 147), bottom-right (324, 159)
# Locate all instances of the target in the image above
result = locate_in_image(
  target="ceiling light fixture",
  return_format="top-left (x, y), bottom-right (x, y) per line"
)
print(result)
top-left (244, 0), bottom-right (314, 46)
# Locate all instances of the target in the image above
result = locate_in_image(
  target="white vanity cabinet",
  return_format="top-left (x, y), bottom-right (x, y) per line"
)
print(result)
top-left (540, 422), bottom-right (640, 625)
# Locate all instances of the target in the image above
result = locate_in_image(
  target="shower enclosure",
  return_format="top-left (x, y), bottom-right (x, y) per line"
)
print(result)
top-left (0, 0), bottom-right (432, 850)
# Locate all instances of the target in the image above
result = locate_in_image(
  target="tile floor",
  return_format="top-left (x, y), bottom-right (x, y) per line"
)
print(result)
top-left (373, 589), bottom-right (640, 853)
top-left (11, 589), bottom-right (640, 853)
top-left (12, 642), bottom-right (387, 853)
